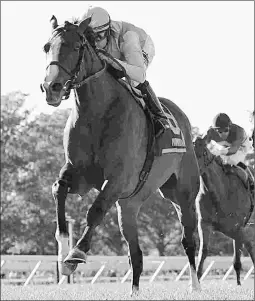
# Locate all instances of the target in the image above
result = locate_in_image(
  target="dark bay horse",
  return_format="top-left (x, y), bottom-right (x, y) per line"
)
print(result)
top-left (41, 16), bottom-right (201, 295)
top-left (194, 137), bottom-right (255, 285)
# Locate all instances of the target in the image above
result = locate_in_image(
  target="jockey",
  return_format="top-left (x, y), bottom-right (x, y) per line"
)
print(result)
top-left (79, 6), bottom-right (171, 136)
top-left (204, 113), bottom-right (254, 191)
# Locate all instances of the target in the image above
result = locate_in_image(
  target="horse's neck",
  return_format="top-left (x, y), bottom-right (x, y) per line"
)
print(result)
top-left (74, 45), bottom-right (141, 123)
top-left (74, 71), bottom-right (133, 124)
top-left (202, 159), bottom-right (229, 195)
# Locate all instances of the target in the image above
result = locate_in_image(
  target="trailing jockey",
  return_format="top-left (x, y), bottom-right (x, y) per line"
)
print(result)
top-left (203, 113), bottom-right (254, 194)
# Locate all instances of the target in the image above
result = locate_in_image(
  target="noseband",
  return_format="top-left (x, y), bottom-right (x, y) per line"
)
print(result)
top-left (43, 28), bottom-right (106, 99)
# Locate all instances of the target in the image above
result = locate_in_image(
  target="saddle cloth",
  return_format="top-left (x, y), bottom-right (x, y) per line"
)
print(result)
top-left (222, 164), bottom-right (253, 192)
top-left (117, 79), bottom-right (187, 156)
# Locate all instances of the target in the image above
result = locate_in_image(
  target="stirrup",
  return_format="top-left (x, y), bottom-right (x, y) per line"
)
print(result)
top-left (154, 118), bottom-right (169, 138)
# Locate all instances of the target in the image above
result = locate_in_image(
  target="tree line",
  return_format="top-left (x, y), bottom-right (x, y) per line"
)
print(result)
top-left (1, 91), bottom-right (254, 257)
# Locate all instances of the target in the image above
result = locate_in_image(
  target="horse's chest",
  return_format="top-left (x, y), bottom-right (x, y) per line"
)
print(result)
top-left (64, 124), bottom-right (93, 162)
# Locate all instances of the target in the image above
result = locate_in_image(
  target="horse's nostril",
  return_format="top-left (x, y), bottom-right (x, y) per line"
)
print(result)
top-left (52, 83), bottom-right (63, 92)
top-left (40, 84), bottom-right (45, 93)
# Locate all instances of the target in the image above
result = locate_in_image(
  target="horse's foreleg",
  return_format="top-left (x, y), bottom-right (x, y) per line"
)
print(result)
top-left (64, 182), bottom-right (120, 264)
top-left (197, 220), bottom-right (213, 280)
top-left (160, 174), bottom-right (201, 291)
top-left (116, 199), bottom-right (143, 297)
top-left (233, 239), bottom-right (242, 286)
top-left (52, 178), bottom-right (77, 276)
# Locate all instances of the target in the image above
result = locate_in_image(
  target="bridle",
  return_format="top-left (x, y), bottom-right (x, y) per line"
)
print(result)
top-left (195, 140), bottom-right (215, 174)
top-left (202, 147), bottom-right (215, 168)
top-left (41, 25), bottom-right (107, 99)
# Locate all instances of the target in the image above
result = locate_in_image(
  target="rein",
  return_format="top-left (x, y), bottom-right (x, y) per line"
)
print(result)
top-left (202, 148), bottom-right (215, 168)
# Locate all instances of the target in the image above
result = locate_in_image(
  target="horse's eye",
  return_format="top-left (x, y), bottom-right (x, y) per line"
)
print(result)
top-left (43, 43), bottom-right (50, 53)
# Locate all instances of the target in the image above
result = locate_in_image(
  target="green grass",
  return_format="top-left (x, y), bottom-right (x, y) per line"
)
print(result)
top-left (1, 280), bottom-right (254, 300)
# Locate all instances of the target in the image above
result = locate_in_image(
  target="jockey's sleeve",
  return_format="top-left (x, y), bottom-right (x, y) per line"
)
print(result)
top-left (115, 31), bottom-right (146, 83)
top-left (227, 127), bottom-right (247, 155)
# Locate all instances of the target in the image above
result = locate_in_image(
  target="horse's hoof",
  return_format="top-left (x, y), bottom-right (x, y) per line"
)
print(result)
top-left (188, 282), bottom-right (201, 292)
top-left (64, 248), bottom-right (87, 264)
top-left (130, 286), bottom-right (139, 297)
top-left (58, 261), bottom-right (77, 276)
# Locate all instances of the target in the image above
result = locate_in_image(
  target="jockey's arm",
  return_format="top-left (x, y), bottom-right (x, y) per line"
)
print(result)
top-left (226, 128), bottom-right (247, 156)
top-left (115, 31), bottom-right (146, 83)
top-left (225, 141), bottom-right (240, 155)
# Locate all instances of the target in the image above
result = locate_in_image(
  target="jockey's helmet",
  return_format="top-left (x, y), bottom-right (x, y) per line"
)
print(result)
top-left (212, 113), bottom-right (232, 129)
top-left (80, 6), bottom-right (111, 32)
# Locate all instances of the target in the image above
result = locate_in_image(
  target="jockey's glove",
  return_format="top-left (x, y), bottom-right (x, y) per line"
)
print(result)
top-left (215, 147), bottom-right (229, 156)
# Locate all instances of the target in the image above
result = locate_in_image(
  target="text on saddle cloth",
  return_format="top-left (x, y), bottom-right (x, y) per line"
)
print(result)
top-left (154, 104), bottom-right (186, 156)
top-left (118, 79), bottom-right (186, 156)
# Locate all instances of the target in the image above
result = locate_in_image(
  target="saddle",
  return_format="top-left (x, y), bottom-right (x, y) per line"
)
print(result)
top-left (221, 163), bottom-right (254, 194)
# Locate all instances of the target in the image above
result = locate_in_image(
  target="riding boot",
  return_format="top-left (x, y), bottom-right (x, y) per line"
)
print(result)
top-left (137, 80), bottom-right (170, 137)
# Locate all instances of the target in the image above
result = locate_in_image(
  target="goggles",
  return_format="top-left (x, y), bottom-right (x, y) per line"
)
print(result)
top-left (215, 127), bottom-right (230, 134)
top-left (95, 29), bottom-right (109, 42)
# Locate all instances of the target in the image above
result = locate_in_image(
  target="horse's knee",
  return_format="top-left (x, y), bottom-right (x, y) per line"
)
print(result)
top-left (52, 179), bottom-right (69, 199)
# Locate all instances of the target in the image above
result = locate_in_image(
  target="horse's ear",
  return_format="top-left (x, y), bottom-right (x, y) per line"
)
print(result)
top-left (77, 17), bottom-right (91, 35)
top-left (50, 15), bottom-right (58, 30)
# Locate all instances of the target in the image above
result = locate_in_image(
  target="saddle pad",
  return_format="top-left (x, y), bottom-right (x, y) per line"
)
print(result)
top-left (155, 105), bottom-right (187, 156)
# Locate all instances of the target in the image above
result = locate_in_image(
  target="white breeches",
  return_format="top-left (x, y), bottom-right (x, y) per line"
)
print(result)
top-left (130, 35), bottom-right (155, 87)
top-left (221, 137), bottom-right (253, 165)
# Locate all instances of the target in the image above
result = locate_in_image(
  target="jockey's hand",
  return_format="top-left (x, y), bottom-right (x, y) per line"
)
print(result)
top-left (212, 147), bottom-right (229, 157)
top-left (207, 140), bottom-right (229, 156)
top-left (97, 52), bottom-right (123, 71)
top-left (217, 147), bottom-right (229, 156)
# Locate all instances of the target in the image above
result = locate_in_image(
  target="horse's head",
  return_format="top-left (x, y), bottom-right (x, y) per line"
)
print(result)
top-left (41, 15), bottom-right (103, 107)
top-left (193, 136), bottom-right (216, 173)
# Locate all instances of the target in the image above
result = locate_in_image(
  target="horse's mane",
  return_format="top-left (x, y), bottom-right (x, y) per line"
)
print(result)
top-left (62, 18), bottom-right (97, 49)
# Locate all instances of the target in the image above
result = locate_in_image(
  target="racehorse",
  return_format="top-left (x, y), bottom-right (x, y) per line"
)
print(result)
top-left (41, 16), bottom-right (201, 295)
top-left (193, 136), bottom-right (255, 285)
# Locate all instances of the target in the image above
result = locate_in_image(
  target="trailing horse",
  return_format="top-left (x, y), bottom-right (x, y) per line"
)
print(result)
top-left (41, 16), bottom-right (201, 295)
top-left (193, 136), bottom-right (255, 285)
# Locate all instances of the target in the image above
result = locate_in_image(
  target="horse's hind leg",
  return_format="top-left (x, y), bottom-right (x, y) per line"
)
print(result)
top-left (160, 161), bottom-right (201, 291)
top-left (230, 226), bottom-right (255, 285)
top-left (239, 226), bottom-right (255, 271)
top-left (233, 239), bottom-right (242, 285)
top-left (116, 198), bottom-right (143, 297)
top-left (197, 220), bottom-right (213, 280)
